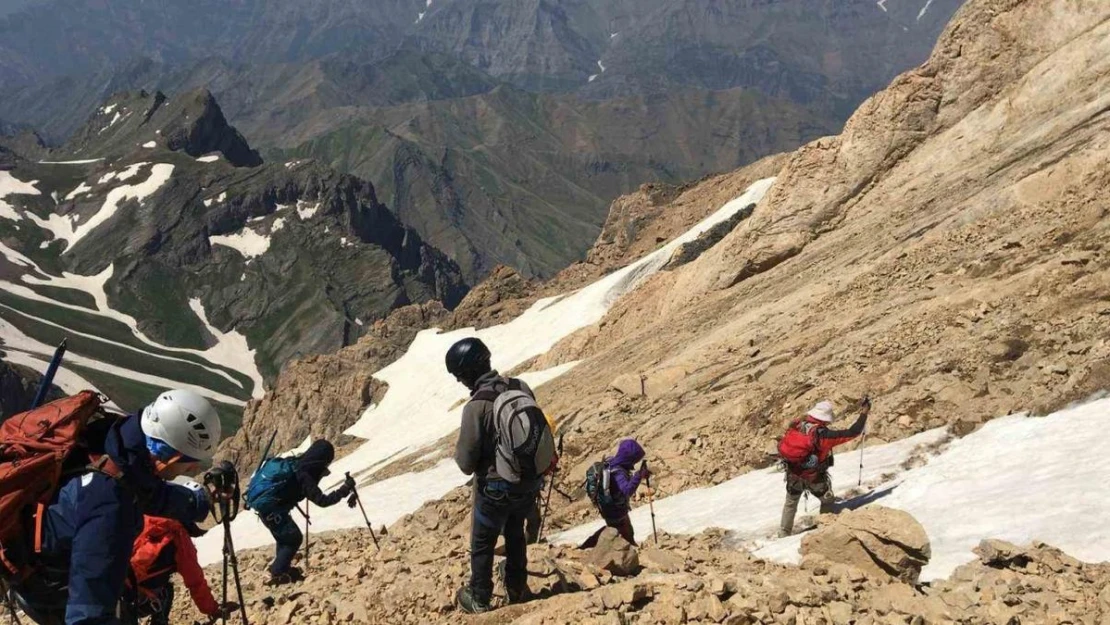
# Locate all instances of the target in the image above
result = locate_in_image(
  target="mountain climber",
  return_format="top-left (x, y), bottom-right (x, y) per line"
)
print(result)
top-left (9, 389), bottom-right (220, 625)
top-left (125, 515), bottom-right (235, 625)
top-left (778, 398), bottom-right (870, 537)
top-left (581, 439), bottom-right (651, 548)
top-left (255, 439), bottom-right (355, 585)
top-left (449, 337), bottom-right (552, 614)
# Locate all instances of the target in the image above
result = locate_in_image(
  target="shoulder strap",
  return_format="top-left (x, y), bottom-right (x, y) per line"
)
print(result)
top-left (507, 379), bottom-right (522, 392)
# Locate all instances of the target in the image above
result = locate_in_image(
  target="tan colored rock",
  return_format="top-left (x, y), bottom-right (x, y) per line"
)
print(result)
top-left (640, 546), bottom-right (686, 573)
top-left (801, 507), bottom-right (931, 584)
top-left (587, 528), bottom-right (640, 576)
top-left (609, 373), bottom-right (644, 396)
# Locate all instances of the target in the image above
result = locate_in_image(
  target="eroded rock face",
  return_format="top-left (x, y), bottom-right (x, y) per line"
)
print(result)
top-left (801, 506), bottom-right (931, 584)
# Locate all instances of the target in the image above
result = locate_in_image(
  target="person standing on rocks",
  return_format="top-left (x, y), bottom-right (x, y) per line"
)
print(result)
top-left (778, 398), bottom-right (870, 537)
top-left (126, 515), bottom-right (235, 624)
top-left (255, 439), bottom-right (356, 585)
top-left (449, 337), bottom-right (552, 614)
top-left (580, 438), bottom-right (651, 548)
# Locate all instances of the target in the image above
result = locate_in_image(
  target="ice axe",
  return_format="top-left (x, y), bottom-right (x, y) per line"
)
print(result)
top-left (346, 473), bottom-right (381, 551)
top-left (641, 459), bottom-right (658, 543)
top-left (30, 338), bottom-right (67, 410)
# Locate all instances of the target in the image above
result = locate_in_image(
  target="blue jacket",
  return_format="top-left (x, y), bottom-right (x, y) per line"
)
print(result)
top-left (39, 416), bottom-right (210, 625)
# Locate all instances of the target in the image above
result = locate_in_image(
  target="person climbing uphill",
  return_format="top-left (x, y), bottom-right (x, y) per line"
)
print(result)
top-left (126, 515), bottom-right (234, 625)
top-left (6, 389), bottom-right (220, 625)
top-left (248, 439), bottom-right (355, 586)
top-left (778, 397), bottom-right (870, 537)
top-left (449, 337), bottom-right (555, 614)
top-left (581, 438), bottom-right (651, 548)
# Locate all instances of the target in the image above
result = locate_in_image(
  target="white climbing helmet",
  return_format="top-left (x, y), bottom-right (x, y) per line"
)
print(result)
top-left (141, 389), bottom-right (222, 461)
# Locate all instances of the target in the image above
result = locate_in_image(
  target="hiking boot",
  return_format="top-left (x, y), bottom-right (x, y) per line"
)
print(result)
top-left (265, 567), bottom-right (305, 586)
top-left (498, 560), bottom-right (531, 604)
top-left (455, 586), bottom-right (491, 614)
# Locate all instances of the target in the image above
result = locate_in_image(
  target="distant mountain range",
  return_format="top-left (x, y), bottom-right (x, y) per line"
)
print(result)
top-left (0, 0), bottom-right (965, 280)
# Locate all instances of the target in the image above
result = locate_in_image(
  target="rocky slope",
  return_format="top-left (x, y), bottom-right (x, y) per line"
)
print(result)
top-left (0, 358), bottom-right (60, 418)
top-left (0, 89), bottom-right (466, 420)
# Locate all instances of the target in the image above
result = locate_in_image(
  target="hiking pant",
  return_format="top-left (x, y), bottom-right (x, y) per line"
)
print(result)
top-left (579, 515), bottom-right (636, 549)
top-left (780, 473), bottom-right (836, 536)
top-left (469, 482), bottom-right (540, 603)
top-left (261, 510), bottom-right (303, 576)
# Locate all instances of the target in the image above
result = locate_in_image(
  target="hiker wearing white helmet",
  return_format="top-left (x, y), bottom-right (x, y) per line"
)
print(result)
top-left (10, 389), bottom-right (223, 625)
top-left (776, 397), bottom-right (871, 537)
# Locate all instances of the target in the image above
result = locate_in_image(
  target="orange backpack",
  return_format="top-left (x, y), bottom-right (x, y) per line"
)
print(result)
top-left (0, 391), bottom-right (121, 580)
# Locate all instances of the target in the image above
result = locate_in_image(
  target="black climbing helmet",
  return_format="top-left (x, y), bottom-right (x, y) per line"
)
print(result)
top-left (445, 337), bottom-right (492, 381)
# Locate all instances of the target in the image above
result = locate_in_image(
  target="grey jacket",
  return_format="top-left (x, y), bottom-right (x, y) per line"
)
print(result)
top-left (454, 370), bottom-right (535, 484)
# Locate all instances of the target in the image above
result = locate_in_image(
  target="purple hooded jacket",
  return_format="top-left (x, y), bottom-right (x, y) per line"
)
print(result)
top-left (601, 439), bottom-right (646, 519)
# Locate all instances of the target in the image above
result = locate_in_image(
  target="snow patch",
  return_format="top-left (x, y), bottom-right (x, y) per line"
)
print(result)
top-left (610, 32), bottom-right (618, 39)
top-left (597, 60), bottom-right (606, 72)
top-left (415, 11), bottom-right (424, 22)
top-left (0, 170), bottom-right (40, 222)
top-left (197, 154), bottom-right (220, 163)
top-left (37, 159), bottom-right (103, 165)
top-left (203, 191), bottom-right (227, 208)
top-left (99, 110), bottom-right (123, 134)
top-left (209, 226), bottom-right (272, 259)
top-left (877, 0), bottom-right (888, 11)
top-left (296, 200), bottom-right (320, 220)
top-left (97, 162), bottom-right (148, 185)
top-left (0, 241), bottom-right (35, 267)
top-left (28, 163), bottom-right (173, 250)
top-left (100, 103), bottom-right (117, 116)
top-left (142, 141), bottom-right (156, 149)
top-left (64, 182), bottom-right (92, 201)
top-left (588, 74), bottom-right (598, 82)
top-left (187, 299), bottom-right (265, 398)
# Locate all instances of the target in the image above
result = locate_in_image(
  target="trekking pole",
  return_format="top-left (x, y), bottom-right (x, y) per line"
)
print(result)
top-left (254, 430), bottom-right (278, 475)
top-left (303, 502), bottom-right (310, 572)
top-left (857, 396), bottom-right (871, 487)
top-left (537, 434), bottom-right (564, 542)
top-left (30, 338), bottom-right (66, 409)
top-left (204, 462), bottom-right (249, 625)
top-left (641, 460), bottom-right (659, 543)
top-left (346, 473), bottom-right (380, 551)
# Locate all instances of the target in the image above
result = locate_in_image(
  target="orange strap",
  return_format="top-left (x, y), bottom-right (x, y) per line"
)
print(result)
top-left (33, 503), bottom-right (45, 554)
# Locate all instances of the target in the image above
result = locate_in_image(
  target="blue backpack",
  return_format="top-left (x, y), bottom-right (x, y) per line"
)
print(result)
top-left (244, 456), bottom-right (300, 515)
top-left (584, 460), bottom-right (616, 508)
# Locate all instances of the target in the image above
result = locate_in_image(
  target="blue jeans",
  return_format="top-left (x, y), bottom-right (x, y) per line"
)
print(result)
top-left (469, 481), bottom-right (540, 602)
top-left (261, 510), bottom-right (303, 576)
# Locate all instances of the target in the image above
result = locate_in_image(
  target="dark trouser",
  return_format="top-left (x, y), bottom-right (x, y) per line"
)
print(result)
top-left (780, 472), bottom-right (836, 536)
top-left (261, 510), bottom-right (303, 576)
top-left (580, 515), bottom-right (636, 549)
top-left (133, 585), bottom-right (174, 625)
top-left (525, 500), bottom-right (542, 544)
top-left (469, 482), bottom-right (540, 603)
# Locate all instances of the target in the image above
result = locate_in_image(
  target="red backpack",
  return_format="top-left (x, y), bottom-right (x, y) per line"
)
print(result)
top-left (778, 419), bottom-right (822, 465)
top-left (0, 391), bottom-right (121, 580)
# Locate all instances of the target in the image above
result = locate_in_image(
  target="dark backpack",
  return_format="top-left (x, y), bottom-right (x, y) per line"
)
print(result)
top-left (0, 391), bottom-right (122, 583)
top-left (473, 379), bottom-right (556, 484)
top-left (244, 456), bottom-right (300, 515)
top-left (584, 460), bottom-right (615, 508)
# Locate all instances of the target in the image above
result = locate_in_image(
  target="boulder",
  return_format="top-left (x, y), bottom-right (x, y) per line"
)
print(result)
top-left (801, 506), bottom-right (931, 584)
top-left (586, 527), bottom-right (641, 576)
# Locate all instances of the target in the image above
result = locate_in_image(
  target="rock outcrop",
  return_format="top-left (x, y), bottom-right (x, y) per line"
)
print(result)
top-left (801, 506), bottom-right (931, 584)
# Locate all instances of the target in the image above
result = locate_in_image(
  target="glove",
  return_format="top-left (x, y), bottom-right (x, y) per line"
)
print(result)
top-left (860, 396), bottom-right (872, 414)
top-left (347, 493), bottom-right (358, 509)
top-left (208, 602), bottom-right (239, 620)
top-left (344, 473), bottom-right (357, 490)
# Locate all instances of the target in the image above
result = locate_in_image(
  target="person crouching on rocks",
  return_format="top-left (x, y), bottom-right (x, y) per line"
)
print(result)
top-left (580, 438), bottom-right (651, 548)
top-left (778, 398), bottom-right (870, 537)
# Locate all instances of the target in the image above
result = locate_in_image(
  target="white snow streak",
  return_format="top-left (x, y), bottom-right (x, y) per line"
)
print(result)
top-left (197, 154), bottom-right (220, 163)
top-left (210, 227), bottom-right (272, 259)
top-left (37, 158), bottom-right (103, 165)
top-left (27, 164), bottom-right (173, 250)
top-left (100, 103), bottom-right (117, 116)
top-left (877, 0), bottom-right (888, 12)
top-left (415, 11), bottom-right (424, 23)
top-left (917, 0), bottom-right (934, 20)
top-left (598, 59), bottom-right (606, 72)
top-left (0, 170), bottom-right (40, 222)
top-left (64, 182), bottom-right (92, 201)
top-left (196, 178), bottom-right (778, 564)
top-left (142, 141), bottom-right (156, 149)
top-left (187, 299), bottom-right (265, 399)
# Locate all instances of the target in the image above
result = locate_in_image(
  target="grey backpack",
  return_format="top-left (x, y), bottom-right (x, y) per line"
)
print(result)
top-left (475, 379), bottom-right (555, 483)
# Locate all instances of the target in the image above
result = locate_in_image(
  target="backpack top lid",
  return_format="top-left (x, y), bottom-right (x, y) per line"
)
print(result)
top-left (489, 381), bottom-right (555, 484)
